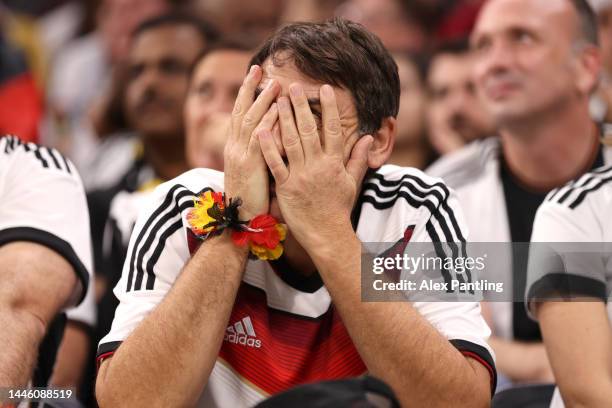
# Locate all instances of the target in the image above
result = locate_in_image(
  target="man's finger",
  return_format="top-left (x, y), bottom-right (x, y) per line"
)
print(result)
top-left (271, 122), bottom-right (285, 158)
top-left (230, 65), bottom-right (261, 144)
top-left (259, 130), bottom-right (289, 184)
top-left (248, 103), bottom-right (278, 156)
top-left (346, 135), bottom-right (373, 184)
top-left (289, 83), bottom-right (321, 160)
top-left (320, 84), bottom-right (343, 157)
top-left (277, 96), bottom-right (304, 168)
top-left (239, 79), bottom-right (280, 148)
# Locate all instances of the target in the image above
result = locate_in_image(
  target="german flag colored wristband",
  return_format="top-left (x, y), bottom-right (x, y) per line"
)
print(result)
top-left (186, 190), bottom-right (286, 260)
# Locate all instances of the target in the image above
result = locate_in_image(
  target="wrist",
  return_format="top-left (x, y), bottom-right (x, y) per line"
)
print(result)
top-left (306, 223), bottom-right (360, 264)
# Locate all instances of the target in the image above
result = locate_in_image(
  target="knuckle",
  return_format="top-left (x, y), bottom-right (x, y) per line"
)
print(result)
top-left (325, 118), bottom-right (341, 135)
top-left (242, 114), bottom-right (255, 126)
top-left (299, 122), bottom-right (317, 136)
top-left (283, 135), bottom-right (301, 148)
top-left (232, 102), bottom-right (243, 116)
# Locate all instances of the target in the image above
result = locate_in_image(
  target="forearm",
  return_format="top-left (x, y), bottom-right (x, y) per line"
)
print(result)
top-left (538, 301), bottom-right (612, 407)
top-left (96, 232), bottom-right (248, 407)
top-left (0, 242), bottom-right (76, 386)
top-left (0, 307), bottom-right (46, 386)
top-left (488, 337), bottom-right (553, 382)
top-left (310, 233), bottom-right (490, 408)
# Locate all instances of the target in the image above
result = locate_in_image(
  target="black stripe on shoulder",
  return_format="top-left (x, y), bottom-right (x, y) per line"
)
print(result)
top-left (363, 172), bottom-right (471, 290)
top-left (569, 175), bottom-right (612, 209)
top-left (33, 145), bottom-right (49, 168)
top-left (363, 172), bottom-right (466, 243)
top-left (546, 165), bottom-right (612, 209)
top-left (6, 138), bottom-right (76, 175)
top-left (44, 147), bottom-right (62, 170)
top-left (1, 135), bottom-right (23, 154)
top-left (127, 185), bottom-right (205, 292)
top-left (138, 200), bottom-right (195, 291)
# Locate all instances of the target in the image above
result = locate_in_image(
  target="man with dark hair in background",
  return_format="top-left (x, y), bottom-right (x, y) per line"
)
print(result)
top-left (428, 0), bottom-right (610, 389)
top-left (89, 12), bottom-right (216, 304)
top-left (83, 12), bottom-right (216, 405)
top-left (426, 40), bottom-right (496, 155)
top-left (96, 18), bottom-right (495, 408)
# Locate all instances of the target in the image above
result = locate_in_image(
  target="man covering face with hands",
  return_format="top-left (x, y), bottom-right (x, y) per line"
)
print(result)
top-left (96, 19), bottom-right (496, 408)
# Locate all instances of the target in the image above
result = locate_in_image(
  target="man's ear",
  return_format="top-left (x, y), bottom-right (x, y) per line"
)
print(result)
top-left (367, 116), bottom-right (396, 169)
top-left (576, 45), bottom-right (602, 95)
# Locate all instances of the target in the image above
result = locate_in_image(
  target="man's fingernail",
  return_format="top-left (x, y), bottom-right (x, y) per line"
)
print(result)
top-left (266, 80), bottom-right (277, 91)
top-left (322, 84), bottom-right (333, 97)
top-left (249, 65), bottom-right (258, 75)
top-left (289, 84), bottom-right (302, 97)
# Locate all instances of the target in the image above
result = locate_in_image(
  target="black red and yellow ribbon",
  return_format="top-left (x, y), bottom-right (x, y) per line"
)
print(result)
top-left (186, 190), bottom-right (286, 260)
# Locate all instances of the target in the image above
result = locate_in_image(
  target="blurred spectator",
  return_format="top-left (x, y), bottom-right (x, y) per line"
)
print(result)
top-left (281, 0), bottom-right (344, 23)
top-left (44, 0), bottom-right (171, 183)
top-left (426, 40), bottom-right (495, 155)
top-left (184, 42), bottom-right (253, 170)
top-left (589, 0), bottom-right (612, 122)
top-left (0, 33), bottom-right (43, 143)
top-left (83, 13), bottom-right (215, 406)
top-left (89, 11), bottom-right (213, 303)
top-left (335, 0), bottom-right (428, 52)
top-left (411, 0), bottom-right (486, 44)
top-left (386, 52), bottom-right (435, 168)
top-left (192, 0), bottom-right (283, 46)
top-left (428, 0), bottom-right (610, 391)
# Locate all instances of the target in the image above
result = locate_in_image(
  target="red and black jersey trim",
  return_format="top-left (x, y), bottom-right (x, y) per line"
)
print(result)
top-left (526, 273), bottom-right (607, 304)
top-left (96, 341), bottom-right (123, 369)
top-left (0, 227), bottom-right (90, 304)
top-left (450, 339), bottom-right (497, 396)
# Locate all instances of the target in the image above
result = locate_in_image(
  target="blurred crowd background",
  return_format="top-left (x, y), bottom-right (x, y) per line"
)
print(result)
top-left (1, 0), bottom-right (611, 406)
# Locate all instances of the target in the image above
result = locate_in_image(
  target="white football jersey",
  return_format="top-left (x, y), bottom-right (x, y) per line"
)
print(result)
top-left (98, 165), bottom-right (496, 407)
top-left (0, 135), bottom-right (94, 387)
top-left (0, 135), bottom-right (92, 305)
top-left (526, 164), bottom-right (612, 408)
top-left (427, 137), bottom-right (612, 340)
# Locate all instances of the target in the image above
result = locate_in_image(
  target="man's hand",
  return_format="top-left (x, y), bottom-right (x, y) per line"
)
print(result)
top-left (224, 65), bottom-right (280, 219)
top-left (259, 83), bottom-right (373, 250)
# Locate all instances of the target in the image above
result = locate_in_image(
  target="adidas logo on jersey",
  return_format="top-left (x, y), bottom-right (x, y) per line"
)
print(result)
top-left (224, 316), bottom-right (261, 348)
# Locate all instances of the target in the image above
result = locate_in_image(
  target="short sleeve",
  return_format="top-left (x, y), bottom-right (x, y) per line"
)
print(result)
top-left (526, 200), bottom-right (608, 319)
top-left (410, 187), bottom-right (497, 393)
top-left (0, 138), bottom-right (92, 305)
top-left (97, 178), bottom-right (209, 361)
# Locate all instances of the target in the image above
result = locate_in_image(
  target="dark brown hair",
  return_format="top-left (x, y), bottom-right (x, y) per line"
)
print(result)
top-left (250, 18), bottom-right (400, 135)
